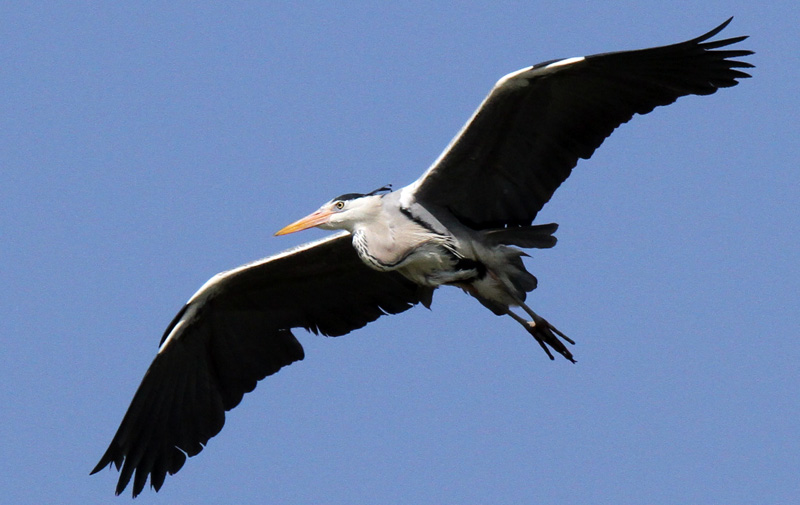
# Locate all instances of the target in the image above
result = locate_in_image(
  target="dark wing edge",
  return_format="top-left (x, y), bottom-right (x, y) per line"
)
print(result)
top-left (91, 233), bottom-right (429, 496)
top-left (408, 18), bottom-right (753, 229)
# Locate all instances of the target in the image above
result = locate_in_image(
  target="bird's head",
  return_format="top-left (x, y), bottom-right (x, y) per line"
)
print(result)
top-left (275, 185), bottom-right (392, 236)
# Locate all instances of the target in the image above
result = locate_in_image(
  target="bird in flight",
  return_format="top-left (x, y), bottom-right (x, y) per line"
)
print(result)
top-left (92, 18), bottom-right (752, 496)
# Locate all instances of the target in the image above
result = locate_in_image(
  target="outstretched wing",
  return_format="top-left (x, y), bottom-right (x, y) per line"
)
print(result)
top-left (407, 18), bottom-right (753, 229)
top-left (92, 232), bottom-right (429, 496)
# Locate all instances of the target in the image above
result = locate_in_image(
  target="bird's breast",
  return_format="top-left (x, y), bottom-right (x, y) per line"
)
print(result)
top-left (352, 229), bottom-right (408, 271)
top-left (352, 230), bottom-right (479, 287)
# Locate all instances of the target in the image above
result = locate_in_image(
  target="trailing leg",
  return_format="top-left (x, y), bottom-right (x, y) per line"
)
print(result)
top-left (505, 304), bottom-right (575, 363)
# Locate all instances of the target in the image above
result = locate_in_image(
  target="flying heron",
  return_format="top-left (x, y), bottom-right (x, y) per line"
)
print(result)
top-left (92, 19), bottom-right (752, 496)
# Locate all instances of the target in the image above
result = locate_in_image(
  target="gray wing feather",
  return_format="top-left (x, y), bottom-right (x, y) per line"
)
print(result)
top-left (409, 18), bottom-right (753, 229)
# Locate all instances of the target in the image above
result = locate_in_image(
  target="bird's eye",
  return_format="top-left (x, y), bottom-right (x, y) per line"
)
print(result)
top-left (334, 201), bottom-right (345, 210)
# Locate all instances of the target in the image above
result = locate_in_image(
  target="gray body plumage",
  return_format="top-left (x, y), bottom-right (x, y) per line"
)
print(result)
top-left (346, 190), bottom-right (551, 313)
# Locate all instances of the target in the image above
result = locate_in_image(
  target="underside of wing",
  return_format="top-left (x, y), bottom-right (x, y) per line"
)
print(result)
top-left (92, 233), bottom-right (430, 496)
top-left (409, 18), bottom-right (753, 229)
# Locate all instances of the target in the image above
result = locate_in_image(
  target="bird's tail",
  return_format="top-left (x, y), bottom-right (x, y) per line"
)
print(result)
top-left (481, 223), bottom-right (558, 249)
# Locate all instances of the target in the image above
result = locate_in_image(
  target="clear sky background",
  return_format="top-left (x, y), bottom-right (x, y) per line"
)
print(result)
top-left (2, 2), bottom-right (798, 504)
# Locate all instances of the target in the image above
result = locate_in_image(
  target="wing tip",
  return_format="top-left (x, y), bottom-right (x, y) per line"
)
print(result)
top-left (693, 16), bottom-right (734, 43)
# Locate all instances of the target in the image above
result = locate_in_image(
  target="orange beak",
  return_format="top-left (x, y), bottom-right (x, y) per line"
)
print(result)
top-left (274, 208), bottom-right (333, 236)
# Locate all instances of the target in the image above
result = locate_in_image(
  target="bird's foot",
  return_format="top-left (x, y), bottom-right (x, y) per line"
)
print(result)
top-left (526, 315), bottom-right (576, 363)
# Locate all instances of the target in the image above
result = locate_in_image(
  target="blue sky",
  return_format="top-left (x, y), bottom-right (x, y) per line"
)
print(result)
top-left (2, 2), bottom-right (798, 504)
